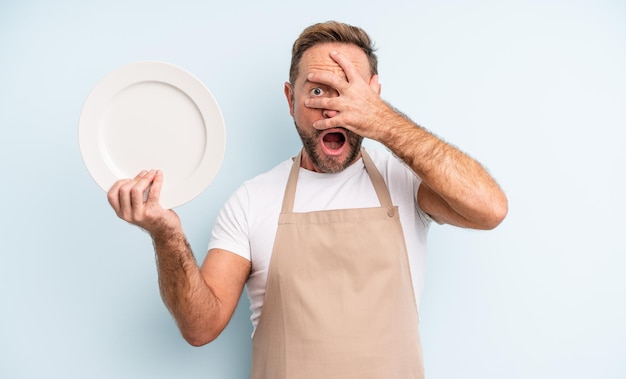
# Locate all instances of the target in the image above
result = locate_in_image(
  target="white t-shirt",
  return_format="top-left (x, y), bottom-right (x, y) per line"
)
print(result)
top-left (208, 148), bottom-right (432, 332)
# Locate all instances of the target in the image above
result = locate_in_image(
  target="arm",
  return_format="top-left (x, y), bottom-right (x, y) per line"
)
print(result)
top-left (305, 51), bottom-right (508, 229)
top-left (368, 109), bottom-right (507, 229)
top-left (107, 170), bottom-right (250, 346)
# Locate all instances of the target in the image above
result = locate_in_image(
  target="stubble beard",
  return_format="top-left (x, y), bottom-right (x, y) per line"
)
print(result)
top-left (295, 122), bottom-right (364, 174)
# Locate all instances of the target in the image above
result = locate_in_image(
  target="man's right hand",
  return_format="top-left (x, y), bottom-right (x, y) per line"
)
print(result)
top-left (107, 170), bottom-right (181, 236)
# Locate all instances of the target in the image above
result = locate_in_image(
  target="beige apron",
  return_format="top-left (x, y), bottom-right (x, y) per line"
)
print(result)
top-left (251, 149), bottom-right (424, 379)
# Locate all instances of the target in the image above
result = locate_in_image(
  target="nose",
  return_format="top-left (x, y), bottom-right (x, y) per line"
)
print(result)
top-left (322, 109), bottom-right (338, 118)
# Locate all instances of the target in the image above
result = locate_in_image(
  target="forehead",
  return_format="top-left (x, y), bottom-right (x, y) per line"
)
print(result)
top-left (296, 42), bottom-right (371, 84)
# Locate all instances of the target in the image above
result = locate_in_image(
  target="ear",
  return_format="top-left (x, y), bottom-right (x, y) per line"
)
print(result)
top-left (284, 82), bottom-right (295, 117)
top-left (369, 74), bottom-right (381, 95)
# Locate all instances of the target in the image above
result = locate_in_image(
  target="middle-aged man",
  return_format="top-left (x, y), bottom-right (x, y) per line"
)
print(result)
top-left (108, 21), bottom-right (508, 379)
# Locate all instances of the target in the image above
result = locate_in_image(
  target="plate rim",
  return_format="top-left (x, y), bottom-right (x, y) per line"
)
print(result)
top-left (78, 60), bottom-right (226, 209)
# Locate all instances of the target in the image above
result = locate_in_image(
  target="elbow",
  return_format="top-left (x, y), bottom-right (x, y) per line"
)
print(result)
top-left (482, 194), bottom-right (508, 230)
top-left (182, 329), bottom-right (220, 347)
top-left (179, 322), bottom-right (223, 347)
top-left (185, 336), bottom-right (214, 348)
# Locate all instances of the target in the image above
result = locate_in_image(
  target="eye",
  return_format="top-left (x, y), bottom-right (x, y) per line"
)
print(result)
top-left (310, 87), bottom-right (324, 97)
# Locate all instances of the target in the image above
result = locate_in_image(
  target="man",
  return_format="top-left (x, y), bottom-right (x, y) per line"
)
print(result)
top-left (108, 21), bottom-right (507, 378)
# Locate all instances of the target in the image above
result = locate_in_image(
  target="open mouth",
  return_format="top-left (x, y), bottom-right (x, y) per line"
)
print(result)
top-left (320, 129), bottom-right (347, 156)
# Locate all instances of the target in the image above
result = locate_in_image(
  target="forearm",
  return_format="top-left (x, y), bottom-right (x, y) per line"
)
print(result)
top-left (302, 50), bottom-right (506, 228)
top-left (152, 230), bottom-right (222, 346)
top-left (107, 170), bottom-right (232, 344)
top-left (377, 107), bottom-right (507, 228)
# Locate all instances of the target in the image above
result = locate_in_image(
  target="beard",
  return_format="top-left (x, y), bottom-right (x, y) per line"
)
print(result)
top-left (295, 122), bottom-right (363, 173)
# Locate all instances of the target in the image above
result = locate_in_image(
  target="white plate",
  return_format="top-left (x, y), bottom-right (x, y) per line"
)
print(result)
top-left (79, 61), bottom-right (225, 209)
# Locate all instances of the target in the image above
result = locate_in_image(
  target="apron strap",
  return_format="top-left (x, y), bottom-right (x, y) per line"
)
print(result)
top-left (361, 148), bottom-right (394, 208)
top-left (281, 150), bottom-right (303, 214)
top-left (281, 148), bottom-right (394, 214)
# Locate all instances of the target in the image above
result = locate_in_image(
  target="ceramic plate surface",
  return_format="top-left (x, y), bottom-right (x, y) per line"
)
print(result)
top-left (79, 61), bottom-right (225, 209)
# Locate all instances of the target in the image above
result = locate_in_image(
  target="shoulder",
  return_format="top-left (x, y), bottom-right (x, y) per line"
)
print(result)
top-left (217, 157), bottom-right (292, 213)
top-left (364, 145), bottom-right (394, 166)
top-left (209, 157), bottom-right (293, 259)
top-left (364, 146), bottom-right (421, 184)
top-left (222, 156), bottom-right (293, 217)
top-left (240, 157), bottom-right (293, 194)
top-left (364, 146), bottom-right (433, 227)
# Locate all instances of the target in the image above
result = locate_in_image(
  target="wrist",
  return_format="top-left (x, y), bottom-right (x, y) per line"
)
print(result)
top-left (150, 223), bottom-right (185, 247)
top-left (376, 107), bottom-right (419, 148)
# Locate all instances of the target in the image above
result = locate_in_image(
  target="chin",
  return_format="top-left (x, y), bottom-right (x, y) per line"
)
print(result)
top-left (309, 140), bottom-right (363, 173)
top-left (295, 122), bottom-right (363, 173)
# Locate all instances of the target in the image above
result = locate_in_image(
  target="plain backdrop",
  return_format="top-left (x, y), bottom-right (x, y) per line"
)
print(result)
top-left (1, 0), bottom-right (625, 378)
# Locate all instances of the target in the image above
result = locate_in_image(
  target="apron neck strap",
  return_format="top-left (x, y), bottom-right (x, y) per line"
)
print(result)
top-left (361, 148), bottom-right (394, 208)
top-left (281, 148), bottom-right (394, 214)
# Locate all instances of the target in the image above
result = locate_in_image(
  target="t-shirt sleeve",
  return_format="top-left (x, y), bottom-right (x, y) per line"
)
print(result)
top-left (398, 158), bottom-right (435, 227)
top-left (207, 184), bottom-right (252, 261)
top-left (376, 147), bottom-right (435, 227)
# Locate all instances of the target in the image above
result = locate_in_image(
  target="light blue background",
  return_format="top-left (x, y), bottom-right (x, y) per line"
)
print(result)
top-left (1, 0), bottom-right (625, 378)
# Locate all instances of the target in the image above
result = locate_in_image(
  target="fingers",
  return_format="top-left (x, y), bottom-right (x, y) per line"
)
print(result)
top-left (107, 170), bottom-right (146, 215)
top-left (306, 71), bottom-right (346, 94)
top-left (147, 170), bottom-right (164, 206)
top-left (304, 51), bottom-right (384, 135)
top-left (328, 50), bottom-right (362, 83)
top-left (305, 52), bottom-right (352, 95)
top-left (107, 170), bottom-right (160, 223)
top-left (304, 96), bottom-right (335, 111)
top-left (312, 117), bottom-right (340, 131)
top-left (128, 170), bottom-right (158, 216)
top-left (107, 178), bottom-right (131, 214)
top-left (118, 171), bottom-right (144, 218)
top-left (307, 51), bottom-right (365, 86)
